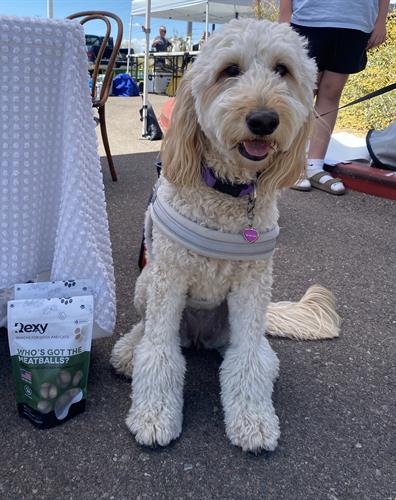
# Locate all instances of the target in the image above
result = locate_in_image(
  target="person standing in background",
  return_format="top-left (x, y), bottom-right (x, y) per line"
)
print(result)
top-left (279, 0), bottom-right (390, 194)
top-left (150, 25), bottom-right (172, 71)
top-left (151, 25), bottom-right (172, 52)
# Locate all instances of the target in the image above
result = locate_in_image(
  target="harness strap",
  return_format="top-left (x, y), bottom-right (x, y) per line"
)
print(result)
top-left (145, 188), bottom-right (279, 261)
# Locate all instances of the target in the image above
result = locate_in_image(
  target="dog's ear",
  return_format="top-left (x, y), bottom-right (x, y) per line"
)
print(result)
top-left (161, 76), bottom-right (206, 187)
top-left (257, 115), bottom-right (313, 193)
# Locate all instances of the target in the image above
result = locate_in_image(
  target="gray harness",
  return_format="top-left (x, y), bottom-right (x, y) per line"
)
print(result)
top-left (145, 185), bottom-right (279, 261)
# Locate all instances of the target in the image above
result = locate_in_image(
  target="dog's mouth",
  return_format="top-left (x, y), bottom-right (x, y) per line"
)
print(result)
top-left (238, 140), bottom-right (272, 162)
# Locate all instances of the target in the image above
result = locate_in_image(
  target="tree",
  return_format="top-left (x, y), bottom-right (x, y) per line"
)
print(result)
top-left (252, 0), bottom-right (279, 21)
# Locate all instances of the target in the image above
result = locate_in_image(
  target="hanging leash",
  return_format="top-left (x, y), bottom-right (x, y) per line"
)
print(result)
top-left (319, 82), bottom-right (396, 117)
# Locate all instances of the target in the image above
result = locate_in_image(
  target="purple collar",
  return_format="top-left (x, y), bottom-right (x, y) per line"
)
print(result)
top-left (202, 166), bottom-right (256, 198)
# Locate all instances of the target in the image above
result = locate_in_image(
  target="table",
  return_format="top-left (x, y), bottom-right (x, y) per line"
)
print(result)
top-left (129, 51), bottom-right (199, 96)
top-left (0, 15), bottom-right (116, 337)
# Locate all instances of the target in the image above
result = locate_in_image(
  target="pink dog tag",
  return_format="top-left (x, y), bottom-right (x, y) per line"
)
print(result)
top-left (243, 227), bottom-right (259, 243)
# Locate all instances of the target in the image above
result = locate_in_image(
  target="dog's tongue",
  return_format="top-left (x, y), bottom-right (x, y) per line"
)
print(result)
top-left (243, 140), bottom-right (270, 157)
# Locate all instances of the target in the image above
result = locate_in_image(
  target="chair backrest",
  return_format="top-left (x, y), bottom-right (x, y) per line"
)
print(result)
top-left (67, 11), bottom-right (123, 108)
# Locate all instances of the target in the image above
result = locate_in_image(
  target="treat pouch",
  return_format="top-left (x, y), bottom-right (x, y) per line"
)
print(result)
top-left (13, 279), bottom-right (108, 339)
top-left (7, 295), bottom-right (94, 429)
top-left (13, 279), bottom-right (95, 300)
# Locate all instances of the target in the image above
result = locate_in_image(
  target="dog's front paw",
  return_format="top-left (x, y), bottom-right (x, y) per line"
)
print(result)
top-left (126, 404), bottom-right (182, 447)
top-left (110, 322), bottom-right (145, 378)
top-left (226, 409), bottom-right (280, 453)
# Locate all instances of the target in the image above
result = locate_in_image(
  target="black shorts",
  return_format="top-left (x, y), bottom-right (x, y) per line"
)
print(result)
top-left (291, 24), bottom-right (371, 74)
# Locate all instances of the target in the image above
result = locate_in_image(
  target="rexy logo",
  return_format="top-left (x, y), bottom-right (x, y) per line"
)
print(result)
top-left (14, 322), bottom-right (48, 334)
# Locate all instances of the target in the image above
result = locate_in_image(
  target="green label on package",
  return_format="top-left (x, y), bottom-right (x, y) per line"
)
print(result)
top-left (7, 295), bottom-right (93, 428)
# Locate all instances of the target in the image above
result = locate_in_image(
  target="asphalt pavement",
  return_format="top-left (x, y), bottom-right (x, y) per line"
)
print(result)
top-left (0, 97), bottom-right (394, 500)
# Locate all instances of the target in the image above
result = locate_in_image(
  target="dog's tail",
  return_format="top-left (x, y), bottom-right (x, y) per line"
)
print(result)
top-left (267, 285), bottom-right (340, 340)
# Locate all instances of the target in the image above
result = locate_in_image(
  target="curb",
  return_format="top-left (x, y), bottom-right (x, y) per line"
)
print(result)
top-left (324, 162), bottom-right (396, 201)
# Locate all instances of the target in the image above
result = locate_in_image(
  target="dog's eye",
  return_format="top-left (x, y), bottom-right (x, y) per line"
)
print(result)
top-left (222, 64), bottom-right (241, 78)
top-left (274, 63), bottom-right (288, 77)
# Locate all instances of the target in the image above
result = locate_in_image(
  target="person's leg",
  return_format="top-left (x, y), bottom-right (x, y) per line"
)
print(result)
top-left (306, 70), bottom-right (348, 194)
top-left (309, 70), bottom-right (349, 158)
top-left (293, 72), bottom-right (323, 191)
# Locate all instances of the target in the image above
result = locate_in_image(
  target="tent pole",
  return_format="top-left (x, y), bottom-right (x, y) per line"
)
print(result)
top-left (205, 0), bottom-right (209, 40)
top-left (142, 0), bottom-right (152, 137)
top-left (127, 1), bottom-right (133, 74)
top-left (187, 21), bottom-right (193, 49)
top-left (47, 0), bottom-right (53, 18)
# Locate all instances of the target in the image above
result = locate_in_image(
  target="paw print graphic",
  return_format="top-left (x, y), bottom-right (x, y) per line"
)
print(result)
top-left (63, 280), bottom-right (76, 288)
top-left (74, 327), bottom-right (85, 342)
top-left (60, 297), bottom-right (73, 305)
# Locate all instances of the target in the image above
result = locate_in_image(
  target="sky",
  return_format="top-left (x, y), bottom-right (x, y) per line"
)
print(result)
top-left (2, 1), bottom-right (395, 52)
top-left (0, 0), bottom-right (212, 51)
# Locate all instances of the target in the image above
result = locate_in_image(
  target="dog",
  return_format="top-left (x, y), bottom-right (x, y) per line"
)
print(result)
top-left (111, 18), bottom-right (340, 453)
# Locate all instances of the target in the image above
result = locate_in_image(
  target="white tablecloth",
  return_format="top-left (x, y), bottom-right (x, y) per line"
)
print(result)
top-left (0, 16), bottom-right (116, 336)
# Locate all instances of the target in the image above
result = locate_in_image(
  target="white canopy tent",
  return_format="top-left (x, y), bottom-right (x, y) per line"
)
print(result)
top-left (130, 0), bottom-right (254, 23)
top-left (128, 0), bottom-right (256, 136)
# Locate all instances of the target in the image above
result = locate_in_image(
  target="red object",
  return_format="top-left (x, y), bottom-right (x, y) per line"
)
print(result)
top-left (159, 98), bottom-right (176, 132)
top-left (325, 162), bottom-right (396, 201)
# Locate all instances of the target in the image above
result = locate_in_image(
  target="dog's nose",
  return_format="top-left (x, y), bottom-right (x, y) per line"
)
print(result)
top-left (246, 109), bottom-right (279, 136)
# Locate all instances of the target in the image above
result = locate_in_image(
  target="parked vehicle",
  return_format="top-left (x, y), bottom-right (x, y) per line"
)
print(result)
top-left (85, 35), bottom-right (132, 68)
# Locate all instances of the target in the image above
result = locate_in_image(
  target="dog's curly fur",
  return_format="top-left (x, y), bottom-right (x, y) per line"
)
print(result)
top-left (111, 19), bottom-right (340, 453)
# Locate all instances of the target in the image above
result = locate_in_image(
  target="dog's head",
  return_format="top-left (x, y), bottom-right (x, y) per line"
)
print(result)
top-left (162, 18), bottom-right (317, 192)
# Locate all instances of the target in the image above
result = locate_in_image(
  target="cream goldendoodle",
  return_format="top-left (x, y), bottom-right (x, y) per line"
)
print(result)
top-left (111, 19), bottom-right (340, 453)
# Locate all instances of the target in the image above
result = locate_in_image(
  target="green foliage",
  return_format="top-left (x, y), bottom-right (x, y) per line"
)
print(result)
top-left (337, 13), bottom-right (396, 133)
top-left (252, 0), bottom-right (279, 21)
